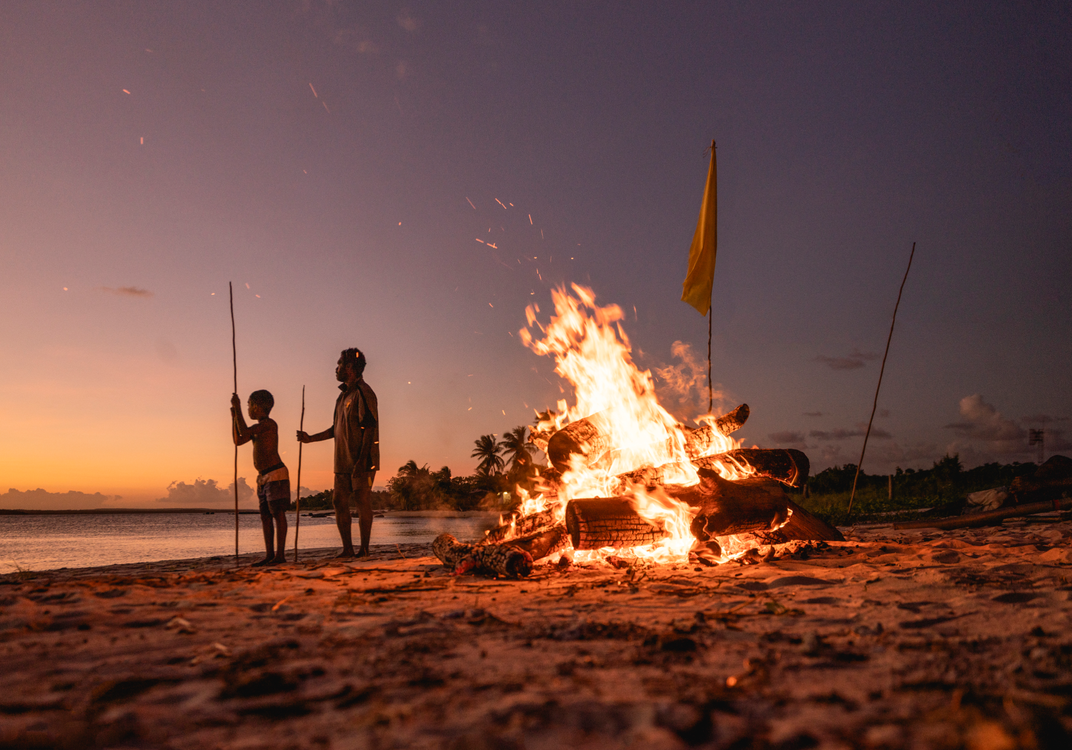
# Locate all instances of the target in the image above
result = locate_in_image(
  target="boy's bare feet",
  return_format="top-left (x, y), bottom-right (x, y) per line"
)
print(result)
top-left (334, 548), bottom-right (355, 559)
top-left (252, 557), bottom-right (275, 567)
top-left (355, 548), bottom-right (370, 559)
top-left (271, 555), bottom-right (287, 564)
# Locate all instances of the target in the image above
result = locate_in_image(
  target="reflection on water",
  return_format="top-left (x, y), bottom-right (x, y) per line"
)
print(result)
top-left (0, 512), bottom-right (498, 573)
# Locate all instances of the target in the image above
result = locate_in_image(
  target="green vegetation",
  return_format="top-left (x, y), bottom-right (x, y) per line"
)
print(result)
top-left (796, 454), bottom-right (1039, 526)
top-left (294, 426), bottom-right (541, 513)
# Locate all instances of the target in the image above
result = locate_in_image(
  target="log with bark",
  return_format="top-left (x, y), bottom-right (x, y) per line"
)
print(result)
top-left (481, 508), bottom-right (558, 545)
top-left (564, 497), bottom-right (669, 550)
top-left (432, 534), bottom-right (533, 578)
top-left (669, 469), bottom-right (844, 543)
top-left (508, 525), bottom-right (570, 561)
top-left (693, 448), bottom-right (810, 489)
top-left (546, 404), bottom-right (750, 474)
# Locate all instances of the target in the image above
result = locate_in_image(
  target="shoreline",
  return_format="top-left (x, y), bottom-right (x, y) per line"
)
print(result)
top-left (0, 508), bottom-right (501, 517)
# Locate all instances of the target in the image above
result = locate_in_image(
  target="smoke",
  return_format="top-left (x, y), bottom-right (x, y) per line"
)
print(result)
top-left (653, 341), bottom-right (725, 420)
top-left (157, 478), bottom-right (254, 508)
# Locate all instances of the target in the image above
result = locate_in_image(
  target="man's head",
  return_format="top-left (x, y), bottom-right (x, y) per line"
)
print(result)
top-left (336, 348), bottom-right (367, 383)
top-left (248, 389), bottom-right (274, 419)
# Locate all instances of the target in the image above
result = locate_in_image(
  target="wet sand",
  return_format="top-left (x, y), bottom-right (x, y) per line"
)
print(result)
top-left (2, 517), bottom-right (1071, 749)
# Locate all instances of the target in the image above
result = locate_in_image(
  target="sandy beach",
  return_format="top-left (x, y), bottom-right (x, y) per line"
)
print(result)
top-left (2, 517), bottom-right (1071, 749)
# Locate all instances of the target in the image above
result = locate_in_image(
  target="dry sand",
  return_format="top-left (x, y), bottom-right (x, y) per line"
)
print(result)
top-left (2, 516), bottom-right (1071, 749)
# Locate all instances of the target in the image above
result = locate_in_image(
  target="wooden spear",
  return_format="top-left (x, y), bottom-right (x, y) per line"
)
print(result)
top-left (847, 242), bottom-right (916, 515)
top-left (230, 281), bottom-right (239, 566)
top-left (293, 385), bottom-right (305, 562)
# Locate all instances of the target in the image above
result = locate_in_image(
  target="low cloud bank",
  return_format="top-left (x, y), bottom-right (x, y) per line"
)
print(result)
top-left (156, 478), bottom-right (254, 508)
top-left (1, 488), bottom-right (119, 510)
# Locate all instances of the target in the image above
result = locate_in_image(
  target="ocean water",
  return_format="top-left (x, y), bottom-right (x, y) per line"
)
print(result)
top-left (0, 512), bottom-right (498, 574)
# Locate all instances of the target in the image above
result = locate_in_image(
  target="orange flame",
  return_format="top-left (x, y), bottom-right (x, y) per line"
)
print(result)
top-left (517, 285), bottom-right (758, 563)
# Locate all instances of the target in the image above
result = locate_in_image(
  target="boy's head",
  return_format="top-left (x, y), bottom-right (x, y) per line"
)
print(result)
top-left (248, 389), bottom-right (274, 419)
top-left (338, 348), bottom-right (367, 380)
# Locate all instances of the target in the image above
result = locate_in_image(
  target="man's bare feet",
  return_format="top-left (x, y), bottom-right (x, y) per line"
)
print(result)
top-left (355, 548), bottom-right (370, 559)
top-left (334, 549), bottom-right (355, 559)
top-left (252, 557), bottom-right (274, 567)
top-left (271, 555), bottom-right (287, 564)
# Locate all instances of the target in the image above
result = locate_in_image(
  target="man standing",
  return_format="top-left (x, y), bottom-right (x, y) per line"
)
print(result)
top-left (297, 348), bottom-right (379, 558)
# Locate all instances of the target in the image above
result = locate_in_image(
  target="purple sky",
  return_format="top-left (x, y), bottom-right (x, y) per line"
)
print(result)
top-left (2, 2), bottom-right (1070, 508)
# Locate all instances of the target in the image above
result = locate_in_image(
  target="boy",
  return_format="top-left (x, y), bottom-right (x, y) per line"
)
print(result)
top-left (231, 389), bottom-right (290, 566)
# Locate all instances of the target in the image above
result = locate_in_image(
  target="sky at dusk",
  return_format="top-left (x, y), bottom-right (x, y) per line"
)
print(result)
top-left (2, 1), bottom-right (1070, 509)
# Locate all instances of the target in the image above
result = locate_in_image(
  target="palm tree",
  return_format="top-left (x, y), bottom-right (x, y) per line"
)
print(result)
top-left (500, 426), bottom-right (533, 475)
top-left (471, 434), bottom-right (504, 477)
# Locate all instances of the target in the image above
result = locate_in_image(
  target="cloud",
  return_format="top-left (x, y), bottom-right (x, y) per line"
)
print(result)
top-left (769, 431), bottom-right (807, 446)
top-left (397, 9), bottom-right (419, 32)
top-left (100, 286), bottom-right (153, 298)
top-left (943, 395), bottom-right (1026, 453)
top-left (803, 411), bottom-right (823, 418)
top-left (157, 478), bottom-right (254, 508)
top-left (810, 427), bottom-right (891, 440)
top-left (0, 488), bottom-right (119, 510)
top-left (814, 347), bottom-right (878, 371)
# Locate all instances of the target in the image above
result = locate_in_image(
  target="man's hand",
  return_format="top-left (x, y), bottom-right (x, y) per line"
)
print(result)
top-left (296, 431), bottom-right (309, 443)
top-left (230, 393), bottom-right (242, 410)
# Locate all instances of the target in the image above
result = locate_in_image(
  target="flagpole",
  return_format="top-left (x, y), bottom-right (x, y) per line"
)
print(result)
top-left (293, 385), bottom-right (305, 562)
top-left (230, 281), bottom-right (239, 567)
top-left (847, 242), bottom-right (916, 515)
top-left (707, 307), bottom-right (713, 413)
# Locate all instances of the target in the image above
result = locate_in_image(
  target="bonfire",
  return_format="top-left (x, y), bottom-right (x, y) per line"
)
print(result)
top-left (434, 285), bottom-right (842, 577)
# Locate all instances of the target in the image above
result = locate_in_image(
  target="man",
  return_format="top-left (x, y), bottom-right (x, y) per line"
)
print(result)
top-left (297, 348), bottom-right (379, 558)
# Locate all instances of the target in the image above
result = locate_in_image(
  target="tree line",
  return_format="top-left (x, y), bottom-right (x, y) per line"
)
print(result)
top-left (296, 426), bottom-right (541, 512)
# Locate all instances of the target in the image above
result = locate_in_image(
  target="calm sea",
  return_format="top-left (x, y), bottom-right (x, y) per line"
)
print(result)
top-left (0, 512), bottom-right (498, 574)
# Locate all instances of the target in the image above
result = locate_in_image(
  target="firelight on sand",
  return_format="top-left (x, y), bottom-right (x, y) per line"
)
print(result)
top-left (514, 284), bottom-right (770, 564)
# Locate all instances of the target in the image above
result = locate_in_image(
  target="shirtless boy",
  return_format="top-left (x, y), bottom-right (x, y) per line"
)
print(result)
top-left (231, 390), bottom-right (290, 566)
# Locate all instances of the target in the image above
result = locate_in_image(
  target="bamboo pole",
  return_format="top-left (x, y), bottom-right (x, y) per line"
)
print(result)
top-left (847, 242), bottom-right (916, 515)
top-left (893, 498), bottom-right (1072, 531)
top-left (293, 386), bottom-right (305, 562)
top-left (230, 282), bottom-right (239, 566)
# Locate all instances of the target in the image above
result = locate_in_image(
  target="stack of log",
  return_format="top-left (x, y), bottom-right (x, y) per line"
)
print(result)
top-left (433, 403), bottom-right (844, 577)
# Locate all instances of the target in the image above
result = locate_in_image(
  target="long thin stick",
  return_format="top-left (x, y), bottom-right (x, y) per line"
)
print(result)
top-left (847, 242), bottom-right (916, 514)
top-left (230, 282), bottom-right (239, 566)
top-left (293, 385), bottom-right (305, 562)
top-left (707, 306), bottom-right (713, 413)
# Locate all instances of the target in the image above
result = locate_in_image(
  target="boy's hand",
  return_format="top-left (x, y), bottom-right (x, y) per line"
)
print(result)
top-left (231, 393), bottom-right (242, 410)
top-left (296, 431), bottom-right (309, 443)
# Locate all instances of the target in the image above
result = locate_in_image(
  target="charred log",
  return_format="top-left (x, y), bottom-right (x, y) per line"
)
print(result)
top-left (481, 508), bottom-right (558, 545)
top-left (508, 525), bottom-right (570, 561)
top-left (683, 404), bottom-right (750, 459)
top-left (694, 448), bottom-right (810, 489)
top-left (547, 404), bottom-right (749, 474)
top-left (432, 534), bottom-right (533, 578)
top-left (565, 497), bottom-right (669, 550)
top-left (671, 469), bottom-right (844, 543)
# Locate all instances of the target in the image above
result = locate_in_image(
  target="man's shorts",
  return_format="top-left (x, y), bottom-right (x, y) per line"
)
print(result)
top-left (335, 471), bottom-right (376, 492)
top-left (257, 465), bottom-right (291, 517)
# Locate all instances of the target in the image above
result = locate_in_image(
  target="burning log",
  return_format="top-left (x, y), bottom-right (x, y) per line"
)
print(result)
top-left (481, 508), bottom-right (558, 545)
top-left (508, 525), bottom-right (570, 561)
top-left (432, 534), bottom-right (533, 578)
top-left (694, 448), bottom-right (810, 488)
top-left (684, 404), bottom-right (750, 459)
top-left (565, 497), bottom-right (669, 550)
top-left (672, 469), bottom-right (844, 543)
top-left (547, 403), bottom-right (750, 473)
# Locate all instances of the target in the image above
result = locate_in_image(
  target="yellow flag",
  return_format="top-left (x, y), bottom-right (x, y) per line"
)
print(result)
top-left (681, 142), bottom-right (717, 316)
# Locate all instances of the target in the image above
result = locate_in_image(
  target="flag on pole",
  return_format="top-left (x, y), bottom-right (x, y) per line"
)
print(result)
top-left (681, 141), bottom-right (717, 316)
